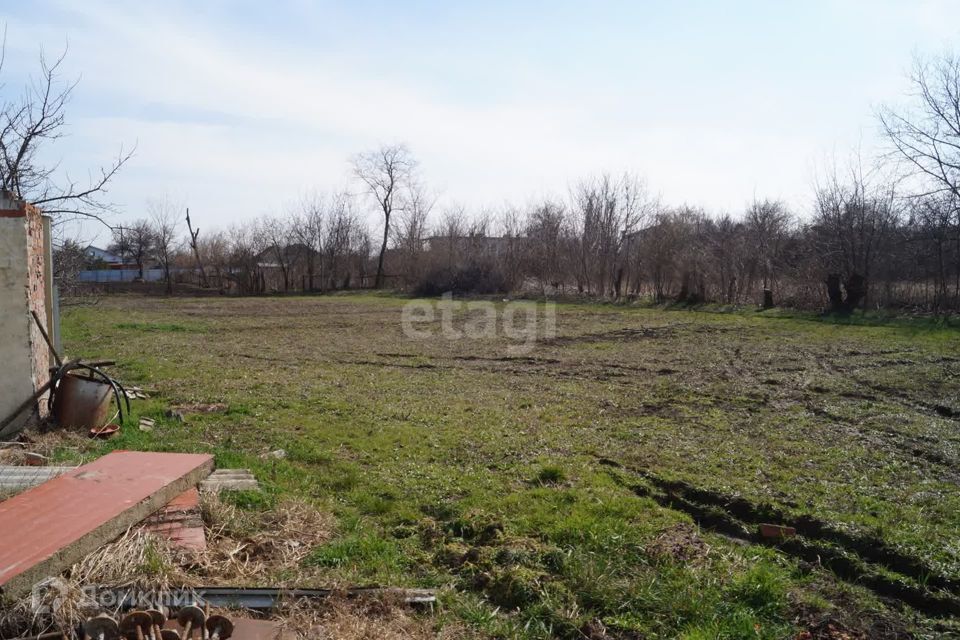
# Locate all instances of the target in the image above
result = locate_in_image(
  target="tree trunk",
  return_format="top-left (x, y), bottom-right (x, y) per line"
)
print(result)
top-left (677, 272), bottom-right (690, 303)
top-left (762, 288), bottom-right (774, 309)
top-left (825, 273), bottom-right (844, 313)
top-left (845, 273), bottom-right (867, 310)
top-left (375, 213), bottom-right (390, 289)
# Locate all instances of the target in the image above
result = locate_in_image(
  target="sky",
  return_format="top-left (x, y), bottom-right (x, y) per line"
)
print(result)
top-left (3, 0), bottom-right (960, 243)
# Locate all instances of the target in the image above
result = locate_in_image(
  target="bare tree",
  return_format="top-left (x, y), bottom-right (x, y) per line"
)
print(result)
top-left (291, 193), bottom-right (327, 292)
top-left (352, 144), bottom-right (418, 288)
top-left (880, 52), bottom-right (960, 310)
top-left (745, 199), bottom-right (792, 306)
top-left (813, 158), bottom-right (900, 312)
top-left (225, 223), bottom-right (266, 295)
top-left (148, 198), bottom-right (180, 294)
top-left (392, 183), bottom-right (434, 288)
top-left (572, 173), bottom-right (655, 297)
top-left (524, 200), bottom-right (571, 295)
top-left (197, 230), bottom-right (230, 291)
top-left (107, 226), bottom-right (133, 268)
top-left (707, 213), bottom-right (748, 305)
top-left (185, 208), bottom-right (209, 287)
top-left (0, 38), bottom-right (132, 223)
top-left (52, 238), bottom-right (88, 297)
top-left (259, 215), bottom-right (295, 292)
top-left (909, 193), bottom-right (959, 310)
top-left (495, 206), bottom-right (526, 291)
top-left (108, 219), bottom-right (154, 279)
top-left (323, 192), bottom-right (364, 290)
top-left (880, 52), bottom-right (960, 200)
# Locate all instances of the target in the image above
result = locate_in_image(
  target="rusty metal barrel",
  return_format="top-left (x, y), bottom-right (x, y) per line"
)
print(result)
top-left (53, 371), bottom-right (113, 429)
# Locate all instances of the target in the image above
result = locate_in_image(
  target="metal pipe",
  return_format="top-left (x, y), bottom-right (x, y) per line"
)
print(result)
top-left (108, 586), bottom-right (437, 610)
top-left (31, 310), bottom-right (62, 368)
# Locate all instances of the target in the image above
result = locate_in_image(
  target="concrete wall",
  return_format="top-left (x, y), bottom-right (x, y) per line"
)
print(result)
top-left (0, 193), bottom-right (50, 433)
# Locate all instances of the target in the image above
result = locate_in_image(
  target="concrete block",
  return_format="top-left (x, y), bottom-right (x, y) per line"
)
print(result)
top-left (0, 451), bottom-right (213, 598)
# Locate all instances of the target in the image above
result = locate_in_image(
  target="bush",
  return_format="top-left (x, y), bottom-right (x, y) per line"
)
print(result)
top-left (414, 261), bottom-right (510, 296)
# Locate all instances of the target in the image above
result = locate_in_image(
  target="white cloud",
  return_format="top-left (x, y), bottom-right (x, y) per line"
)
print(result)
top-left (6, 0), bottom-right (960, 238)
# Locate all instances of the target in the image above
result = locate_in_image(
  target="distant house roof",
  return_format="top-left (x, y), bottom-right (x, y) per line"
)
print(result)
top-left (84, 246), bottom-right (123, 264)
top-left (254, 243), bottom-right (320, 267)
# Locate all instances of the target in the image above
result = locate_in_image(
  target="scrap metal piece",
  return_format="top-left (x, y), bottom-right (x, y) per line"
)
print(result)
top-left (147, 609), bottom-right (167, 640)
top-left (120, 611), bottom-right (152, 640)
top-left (106, 586), bottom-right (437, 610)
top-left (206, 615), bottom-right (234, 640)
top-left (83, 613), bottom-right (120, 640)
top-left (55, 372), bottom-right (114, 431)
top-left (176, 605), bottom-right (205, 639)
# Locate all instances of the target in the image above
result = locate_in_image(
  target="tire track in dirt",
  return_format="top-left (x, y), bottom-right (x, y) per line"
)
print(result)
top-left (345, 352), bottom-right (681, 385)
top-left (815, 358), bottom-right (959, 423)
top-left (802, 404), bottom-right (960, 477)
top-left (541, 324), bottom-right (691, 346)
top-left (597, 457), bottom-right (960, 618)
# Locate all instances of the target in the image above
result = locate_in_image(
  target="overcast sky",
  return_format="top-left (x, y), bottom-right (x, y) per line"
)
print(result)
top-left (4, 0), bottom-right (960, 241)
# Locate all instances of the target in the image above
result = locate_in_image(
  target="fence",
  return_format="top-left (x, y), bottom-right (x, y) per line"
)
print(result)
top-left (78, 269), bottom-right (167, 283)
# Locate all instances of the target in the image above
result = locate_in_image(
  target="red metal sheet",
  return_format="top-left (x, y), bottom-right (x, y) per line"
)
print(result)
top-left (0, 451), bottom-right (213, 595)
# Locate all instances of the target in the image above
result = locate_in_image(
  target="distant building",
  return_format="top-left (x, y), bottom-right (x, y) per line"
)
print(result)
top-left (84, 246), bottom-right (123, 267)
top-left (253, 243), bottom-right (319, 269)
top-left (79, 245), bottom-right (165, 282)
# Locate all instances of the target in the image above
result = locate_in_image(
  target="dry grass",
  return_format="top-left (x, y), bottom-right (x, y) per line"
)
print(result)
top-left (1, 494), bottom-right (339, 638)
top-left (275, 597), bottom-right (475, 640)
top-left (0, 528), bottom-right (188, 637)
top-left (199, 493), bottom-right (336, 584)
top-left (0, 431), bottom-right (89, 465)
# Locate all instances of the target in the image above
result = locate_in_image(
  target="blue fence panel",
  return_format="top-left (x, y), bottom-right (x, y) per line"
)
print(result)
top-left (78, 268), bottom-right (167, 283)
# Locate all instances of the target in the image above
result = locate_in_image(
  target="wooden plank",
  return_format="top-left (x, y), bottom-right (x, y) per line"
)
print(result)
top-left (0, 451), bottom-right (213, 599)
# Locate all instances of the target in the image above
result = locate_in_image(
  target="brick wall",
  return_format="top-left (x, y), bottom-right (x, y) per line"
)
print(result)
top-left (0, 193), bottom-right (50, 430)
top-left (24, 201), bottom-right (50, 414)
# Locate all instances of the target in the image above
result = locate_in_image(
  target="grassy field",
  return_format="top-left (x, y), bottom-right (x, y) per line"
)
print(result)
top-left (57, 294), bottom-right (960, 639)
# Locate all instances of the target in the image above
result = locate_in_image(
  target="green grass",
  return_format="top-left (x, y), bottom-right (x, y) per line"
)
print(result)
top-left (114, 321), bottom-right (196, 332)
top-left (57, 293), bottom-right (960, 638)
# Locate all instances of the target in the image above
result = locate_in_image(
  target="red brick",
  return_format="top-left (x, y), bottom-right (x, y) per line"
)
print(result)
top-left (142, 488), bottom-right (207, 552)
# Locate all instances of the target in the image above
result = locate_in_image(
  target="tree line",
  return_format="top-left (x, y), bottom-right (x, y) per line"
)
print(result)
top-left (85, 150), bottom-right (956, 315)
top-left (6, 40), bottom-right (956, 314)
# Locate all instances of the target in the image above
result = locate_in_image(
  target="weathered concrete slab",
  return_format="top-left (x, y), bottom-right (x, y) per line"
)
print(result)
top-left (0, 465), bottom-right (76, 490)
top-left (200, 468), bottom-right (259, 492)
top-left (0, 451), bottom-right (213, 599)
